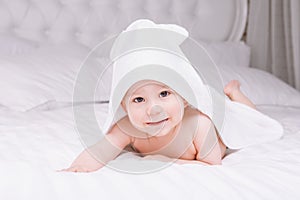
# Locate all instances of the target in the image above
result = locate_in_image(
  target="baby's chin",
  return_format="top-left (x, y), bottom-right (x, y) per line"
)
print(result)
top-left (134, 123), bottom-right (175, 137)
top-left (147, 129), bottom-right (170, 137)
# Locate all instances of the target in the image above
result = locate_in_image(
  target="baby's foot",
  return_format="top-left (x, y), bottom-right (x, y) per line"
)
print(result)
top-left (224, 80), bottom-right (241, 99)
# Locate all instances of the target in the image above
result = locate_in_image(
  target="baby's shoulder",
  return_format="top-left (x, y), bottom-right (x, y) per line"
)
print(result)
top-left (180, 107), bottom-right (213, 142)
top-left (183, 107), bottom-right (215, 143)
top-left (183, 107), bottom-right (212, 125)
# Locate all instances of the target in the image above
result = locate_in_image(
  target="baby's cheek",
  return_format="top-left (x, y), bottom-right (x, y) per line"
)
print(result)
top-left (170, 99), bottom-right (185, 114)
top-left (128, 110), bottom-right (144, 126)
top-left (131, 116), bottom-right (141, 124)
top-left (176, 103), bottom-right (185, 121)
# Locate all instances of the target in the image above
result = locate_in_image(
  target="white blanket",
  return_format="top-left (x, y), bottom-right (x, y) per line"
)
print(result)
top-left (0, 104), bottom-right (299, 200)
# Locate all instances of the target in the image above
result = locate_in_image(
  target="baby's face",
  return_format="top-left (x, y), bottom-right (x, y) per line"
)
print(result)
top-left (122, 81), bottom-right (186, 137)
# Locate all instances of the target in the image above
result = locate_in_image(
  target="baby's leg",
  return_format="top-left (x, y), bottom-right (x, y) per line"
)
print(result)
top-left (224, 80), bottom-right (256, 109)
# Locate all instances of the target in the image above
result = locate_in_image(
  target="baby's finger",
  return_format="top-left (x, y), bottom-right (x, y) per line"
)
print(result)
top-left (56, 168), bottom-right (72, 172)
top-left (67, 166), bottom-right (91, 173)
top-left (57, 166), bottom-right (78, 172)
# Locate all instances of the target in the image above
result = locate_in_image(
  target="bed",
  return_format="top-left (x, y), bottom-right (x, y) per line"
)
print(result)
top-left (1, 0), bottom-right (300, 199)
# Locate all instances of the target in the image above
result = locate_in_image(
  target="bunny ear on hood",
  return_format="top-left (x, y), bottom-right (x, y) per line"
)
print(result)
top-left (102, 19), bottom-right (283, 149)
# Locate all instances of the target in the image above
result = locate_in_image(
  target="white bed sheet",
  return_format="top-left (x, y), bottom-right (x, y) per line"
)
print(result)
top-left (0, 104), bottom-right (299, 200)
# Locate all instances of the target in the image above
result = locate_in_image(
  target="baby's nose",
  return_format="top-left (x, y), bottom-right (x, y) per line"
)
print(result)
top-left (148, 105), bottom-right (163, 116)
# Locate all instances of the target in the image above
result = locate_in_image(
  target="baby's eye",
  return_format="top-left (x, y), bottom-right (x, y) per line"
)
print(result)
top-left (133, 97), bottom-right (145, 103)
top-left (159, 91), bottom-right (170, 98)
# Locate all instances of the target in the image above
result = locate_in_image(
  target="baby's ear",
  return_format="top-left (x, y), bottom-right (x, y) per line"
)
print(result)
top-left (183, 100), bottom-right (189, 108)
top-left (121, 100), bottom-right (128, 112)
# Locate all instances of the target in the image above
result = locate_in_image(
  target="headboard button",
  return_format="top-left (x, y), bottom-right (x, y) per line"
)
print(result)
top-left (75, 31), bottom-right (81, 37)
top-left (12, 26), bottom-right (18, 33)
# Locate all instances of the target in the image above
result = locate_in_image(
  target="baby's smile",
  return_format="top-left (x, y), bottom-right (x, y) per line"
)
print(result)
top-left (146, 118), bottom-right (169, 126)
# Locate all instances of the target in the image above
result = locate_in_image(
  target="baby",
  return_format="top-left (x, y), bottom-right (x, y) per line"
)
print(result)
top-left (61, 19), bottom-right (282, 172)
top-left (61, 80), bottom-right (255, 172)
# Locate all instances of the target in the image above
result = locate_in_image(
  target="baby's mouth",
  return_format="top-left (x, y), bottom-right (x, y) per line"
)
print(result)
top-left (146, 118), bottom-right (169, 126)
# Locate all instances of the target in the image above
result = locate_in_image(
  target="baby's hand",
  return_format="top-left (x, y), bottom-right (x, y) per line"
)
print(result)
top-left (59, 149), bottom-right (104, 173)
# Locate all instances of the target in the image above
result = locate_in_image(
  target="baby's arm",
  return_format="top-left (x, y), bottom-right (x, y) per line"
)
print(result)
top-left (61, 125), bottom-right (131, 172)
top-left (193, 114), bottom-right (225, 165)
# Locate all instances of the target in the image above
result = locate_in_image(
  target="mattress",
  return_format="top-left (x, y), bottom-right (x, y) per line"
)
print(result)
top-left (0, 103), bottom-right (299, 200)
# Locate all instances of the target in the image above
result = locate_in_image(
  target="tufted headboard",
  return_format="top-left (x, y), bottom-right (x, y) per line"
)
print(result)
top-left (0, 0), bottom-right (247, 48)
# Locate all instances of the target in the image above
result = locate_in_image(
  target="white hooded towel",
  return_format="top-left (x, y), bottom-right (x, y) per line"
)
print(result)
top-left (102, 19), bottom-right (283, 150)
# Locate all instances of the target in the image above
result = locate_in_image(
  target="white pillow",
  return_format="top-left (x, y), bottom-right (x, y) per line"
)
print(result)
top-left (36, 43), bottom-right (90, 57)
top-left (0, 44), bottom-right (110, 111)
top-left (0, 34), bottom-right (38, 55)
top-left (218, 65), bottom-right (300, 106)
top-left (1, 41), bottom-right (298, 111)
top-left (200, 41), bottom-right (251, 68)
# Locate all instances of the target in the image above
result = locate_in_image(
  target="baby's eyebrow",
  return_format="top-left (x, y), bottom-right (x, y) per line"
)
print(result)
top-left (160, 86), bottom-right (173, 91)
